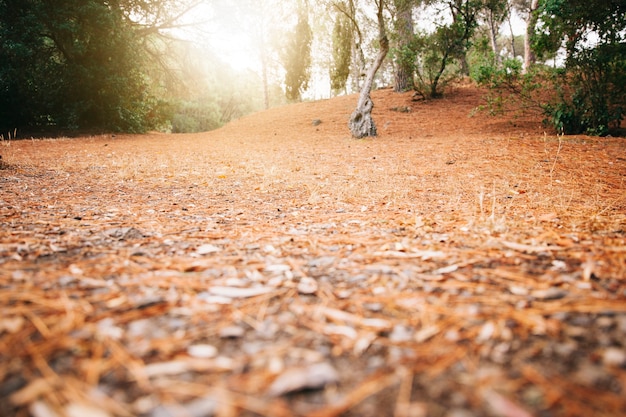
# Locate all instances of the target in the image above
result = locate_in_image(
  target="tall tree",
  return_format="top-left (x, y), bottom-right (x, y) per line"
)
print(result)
top-left (227, 0), bottom-right (286, 109)
top-left (332, 0), bottom-right (368, 92)
top-left (445, 0), bottom-right (479, 75)
top-left (348, 0), bottom-right (389, 138)
top-left (534, 0), bottom-right (625, 135)
top-left (509, 0), bottom-right (539, 72)
top-left (0, 0), bottom-right (201, 134)
top-left (282, 1), bottom-right (313, 101)
top-left (330, 7), bottom-right (354, 94)
top-left (480, 0), bottom-right (509, 61)
top-left (392, 0), bottom-right (416, 92)
top-left (411, 0), bottom-right (478, 98)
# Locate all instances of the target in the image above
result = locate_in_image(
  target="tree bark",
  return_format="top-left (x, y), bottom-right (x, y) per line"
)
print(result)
top-left (486, 10), bottom-right (500, 62)
top-left (523, 0), bottom-right (539, 73)
top-left (349, 1), bottom-right (389, 138)
top-left (507, 10), bottom-right (516, 58)
top-left (393, 0), bottom-right (414, 92)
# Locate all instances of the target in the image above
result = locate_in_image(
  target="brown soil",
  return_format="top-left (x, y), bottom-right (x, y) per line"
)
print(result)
top-left (1, 86), bottom-right (625, 417)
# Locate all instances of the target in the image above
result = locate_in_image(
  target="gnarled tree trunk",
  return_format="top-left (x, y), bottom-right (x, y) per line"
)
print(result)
top-left (349, 1), bottom-right (389, 138)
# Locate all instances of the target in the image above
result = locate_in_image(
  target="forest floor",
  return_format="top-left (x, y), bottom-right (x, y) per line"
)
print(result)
top-left (1, 84), bottom-right (625, 417)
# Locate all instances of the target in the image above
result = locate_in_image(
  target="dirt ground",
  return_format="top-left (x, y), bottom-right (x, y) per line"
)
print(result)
top-left (1, 85), bottom-right (625, 417)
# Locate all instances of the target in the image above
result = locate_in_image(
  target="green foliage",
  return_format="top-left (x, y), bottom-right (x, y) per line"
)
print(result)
top-left (154, 39), bottom-right (268, 133)
top-left (470, 33), bottom-right (524, 93)
top-left (0, 0), bottom-right (165, 134)
top-left (533, 0), bottom-right (626, 60)
top-left (330, 11), bottom-right (353, 94)
top-left (391, 42), bottom-right (418, 83)
top-left (413, 31), bottom-right (451, 98)
top-left (531, 0), bottom-right (626, 135)
top-left (390, 0), bottom-right (416, 92)
top-left (170, 100), bottom-right (222, 134)
top-left (476, 0), bottom-right (625, 136)
top-left (472, 52), bottom-right (550, 118)
top-left (468, 36), bottom-right (494, 81)
top-left (406, 0), bottom-right (480, 98)
top-left (282, 4), bottom-right (313, 102)
top-left (543, 45), bottom-right (626, 136)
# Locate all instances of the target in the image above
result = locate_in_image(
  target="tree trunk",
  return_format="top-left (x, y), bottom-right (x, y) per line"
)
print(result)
top-left (349, 1), bottom-right (389, 138)
top-left (448, 0), bottom-right (470, 75)
top-left (393, 0), bottom-right (414, 92)
top-left (487, 10), bottom-right (500, 63)
top-left (507, 11), bottom-right (516, 58)
top-left (523, 0), bottom-right (539, 73)
top-left (262, 50), bottom-right (270, 110)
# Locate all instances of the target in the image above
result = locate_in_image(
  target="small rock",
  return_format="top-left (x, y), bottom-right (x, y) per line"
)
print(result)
top-left (476, 321), bottom-right (495, 342)
top-left (573, 361), bottom-right (606, 386)
top-left (297, 277), bottom-right (318, 294)
top-left (0, 316), bottom-right (25, 334)
top-left (565, 326), bottom-right (587, 338)
top-left (364, 302), bottom-right (383, 312)
top-left (603, 347), bottom-right (626, 367)
top-left (196, 244), bottom-right (221, 255)
top-left (187, 344), bottom-right (218, 359)
top-left (312, 119), bottom-right (322, 126)
top-left (29, 401), bottom-right (61, 417)
top-left (219, 325), bottom-right (245, 338)
top-left (531, 287), bottom-right (568, 300)
top-left (554, 341), bottom-right (578, 357)
top-left (268, 362), bottom-right (339, 396)
top-left (104, 227), bottom-right (145, 240)
top-left (596, 316), bottom-right (614, 328)
top-left (389, 324), bottom-right (414, 343)
top-left (508, 286), bottom-right (529, 296)
top-left (184, 396), bottom-right (218, 417)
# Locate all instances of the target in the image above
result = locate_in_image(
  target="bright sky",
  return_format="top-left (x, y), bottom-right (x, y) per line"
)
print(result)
top-left (196, 3), bottom-right (528, 70)
top-left (175, 2), bottom-right (261, 72)
top-left (174, 0), bottom-right (531, 96)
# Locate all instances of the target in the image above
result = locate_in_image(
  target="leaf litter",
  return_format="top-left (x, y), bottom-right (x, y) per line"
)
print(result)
top-left (1, 85), bottom-right (625, 417)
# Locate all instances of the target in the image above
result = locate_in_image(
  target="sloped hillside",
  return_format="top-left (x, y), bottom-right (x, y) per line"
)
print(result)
top-left (1, 85), bottom-right (625, 417)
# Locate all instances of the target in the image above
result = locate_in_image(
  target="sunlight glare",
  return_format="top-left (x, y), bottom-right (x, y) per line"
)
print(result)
top-left (204, 2), bottom-right (260, 73)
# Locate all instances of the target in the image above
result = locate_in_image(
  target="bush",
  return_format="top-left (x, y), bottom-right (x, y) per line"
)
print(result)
top-left (170, 100), bottom-right (223, 134)
top-left (531, 0), bottom-right (625, 136)
top-left (412, 27), bottom-right (467, 99)
top-left (475, 53), bottom-right (624, 136)
top-left (544, 44), bottom-right (625, 136)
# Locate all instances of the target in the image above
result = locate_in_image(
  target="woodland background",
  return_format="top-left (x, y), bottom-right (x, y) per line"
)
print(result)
top-left (0, 0), bottom-right (624, 138)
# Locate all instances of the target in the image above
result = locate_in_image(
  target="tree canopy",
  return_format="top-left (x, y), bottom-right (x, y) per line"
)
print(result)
top-left (0, 0), bottom-right (158, 133)
top-left (1, 0), bottom-right (623, 137)
top-left (532, 0), bottom-right (626, 135)
top-left (282, 2), bottom-right (313, 102)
